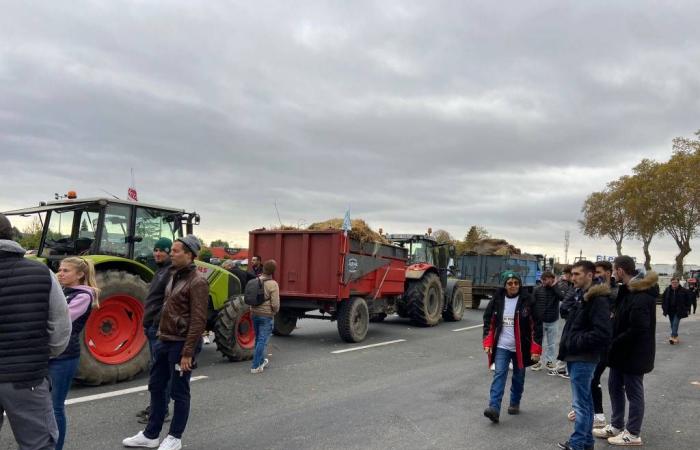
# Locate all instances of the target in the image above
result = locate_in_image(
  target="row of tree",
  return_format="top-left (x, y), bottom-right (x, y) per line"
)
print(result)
top-left (580, 131), bottom-right (700, 276)
top-left (432, 225), bottom-right (491, 254)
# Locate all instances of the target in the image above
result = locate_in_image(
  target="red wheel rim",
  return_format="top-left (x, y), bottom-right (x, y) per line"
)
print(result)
top-left (84, 294), bottom-right (147, 365)
top-left (236, 311), bottom-right (255, 349)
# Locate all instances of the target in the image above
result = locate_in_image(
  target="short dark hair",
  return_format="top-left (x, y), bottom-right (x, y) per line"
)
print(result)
top-left (263, 259), bottom-right (277, 275)
top-left (671, 276), bottom-right (680, 282)
top-left (0, 213), bottom-right (12, 240)
top-left (541, 271), bottom-right (555, 280)
top-left (572, 260), bottom-right (596, 274)
top-left (613, 255), bottom-right (636, 275)
top-left (594, 261), bottom-right (613, 273)
top-left (562, 265), bottom-right (573, 275)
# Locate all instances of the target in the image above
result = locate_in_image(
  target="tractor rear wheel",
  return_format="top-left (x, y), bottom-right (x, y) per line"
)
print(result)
top-left (76, 270), bottom-right (150, 385)
top-left (442, 287), bottom-right (465, 322)
top-left (406, 273), bottom-right (444, 327)
top-left (337, 297), bottom-right (369, 343)
top-left (273, 310), bottom-right (298, 336)
top-left (213, 295), bottom-right (255, 361)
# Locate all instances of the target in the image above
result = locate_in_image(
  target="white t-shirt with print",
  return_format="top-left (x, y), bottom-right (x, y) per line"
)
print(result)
top-left (497, 296), bottom-right (518, 352)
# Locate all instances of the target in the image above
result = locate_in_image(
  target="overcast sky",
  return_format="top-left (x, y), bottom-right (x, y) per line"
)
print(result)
top-left (2, 1), bottom-right (699, 265)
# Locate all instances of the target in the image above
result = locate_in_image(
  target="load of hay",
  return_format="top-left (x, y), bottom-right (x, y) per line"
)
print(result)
top-left (307, 218), bottom-right (389, 244)
top-left (467, 238), bottom-right (521, 256)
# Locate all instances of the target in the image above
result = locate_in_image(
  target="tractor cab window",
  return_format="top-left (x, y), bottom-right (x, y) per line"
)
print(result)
top-left (100, 205), bottom-right (131, 257)
top-left (134, 207), bottom-right (177, 266)
top-left (409, 241), bottom-right (434, 265)
top-left (42, 209), bottom-right (76, 256)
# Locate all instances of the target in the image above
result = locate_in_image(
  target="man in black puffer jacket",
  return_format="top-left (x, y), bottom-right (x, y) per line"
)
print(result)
top-left (556, 261), bottom-right (611, 450)
top-left (532, 271), bottom-right (564, 371)
top-left (594, 256), bottom-right (657, 447)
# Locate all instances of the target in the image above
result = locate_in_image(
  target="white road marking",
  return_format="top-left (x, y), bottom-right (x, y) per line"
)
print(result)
top-left (451, 324), bottom-right (482, 332)
top-left (65, 376), bottom-right (208, 406)
top-left (331, 339), bottom-right (406, 354)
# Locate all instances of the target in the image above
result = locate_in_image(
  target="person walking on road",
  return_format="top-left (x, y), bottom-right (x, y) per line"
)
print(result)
top-left (556, 261), bottom-right (612, 450)
top-left (123, 235), bottom-right (208, 450)
top-left (51, 257), bottom-right (99, 450)
top-left (661, 277), bottom-right (692, 345)
top-left (482, 271), bottom-right (543, 423)
top-left (551, 266), bottom-right (574, 378)
top-left (250, 260), bottom-right (281, 374)
top-left (0, 213), bottom-right (72, 450)
top-left (594, 256), bottom-right (657, 447)
top-left (138, 237), bottom-right (173, 423)
top-left (532, 271), bottom-right (563, 372)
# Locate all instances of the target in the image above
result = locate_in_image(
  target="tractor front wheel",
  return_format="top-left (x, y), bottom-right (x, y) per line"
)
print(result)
top-left (76, 270), bottom-right (150, 385)
top-left (337, 297), bottom-right (369, 343)
top-left (213, 295), bottom-right (255, 361)
top-left (406, 273), bottom-right (444, 327)
top-left (442, 287), bottom-right (465, 322)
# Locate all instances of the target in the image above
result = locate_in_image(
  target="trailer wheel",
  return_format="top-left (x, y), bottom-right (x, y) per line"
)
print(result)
top-left (337, 297), bottom-right (369, 343)
top-left (443, 287), bottom-right (465, 322)
top-left (213, 295), bottom-right (255, 362)
top-left (75, 270), bottom-right (150, 385)
top-left (406, 273), bottom-right (444, 327)
top-left (273, 310), bottom-right (298, 336)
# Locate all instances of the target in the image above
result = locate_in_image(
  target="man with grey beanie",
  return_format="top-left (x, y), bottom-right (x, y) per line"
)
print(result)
top-left (123, 235), bottom-right (208, 450)
top-left (0, 213), bottom-right (72, 449)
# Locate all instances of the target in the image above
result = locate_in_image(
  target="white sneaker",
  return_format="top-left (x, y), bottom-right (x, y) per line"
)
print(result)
top-left (608, 429), bottom-right (643, 446)
top-left (250, 366), bottom-right (263, 374)
top-left (593, 424), bottom-right (621, 439)
top-left (593, 414), bottom-right (606, 428)
top-left (157, 435), bottom-right (182, 450)
top-left (261, 358), bottom-right (269, 369)
top-left (530, 361), bottom-right (543, 371)
top-left (122, 431), bottom-right (160, 448)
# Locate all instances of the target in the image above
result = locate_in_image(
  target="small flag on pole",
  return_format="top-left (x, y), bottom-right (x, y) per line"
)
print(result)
top-left (127, 168), bottom-right (138, 202)
top-left (341, 207), bottom-right (351, 236)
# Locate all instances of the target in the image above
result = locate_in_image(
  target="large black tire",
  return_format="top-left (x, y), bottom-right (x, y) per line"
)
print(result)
top-left (75, 270), bottom-right (150, 385)
top-left (213, 295), bottom-right (254, 362)
top-left (337, 297), bottom-right (369, 343)
top-left (442, 287), bottom-right (465, 322)
top-left (273, 310), bottom-right (298, 336)
top-left (369, 313), bottom-right (387, 323)
top-left (406, 273), bottom-right (444, 327)
top-left (396, 302), bottom-right (409, 318)
top-left (471, 295), bottom-right (482, 310)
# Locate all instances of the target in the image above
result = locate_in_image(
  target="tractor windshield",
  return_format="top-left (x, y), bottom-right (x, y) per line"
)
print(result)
top-left (100, 204), bottom-right (131, 257)
top-left (42, 207), bottom-right (100, 256)
top-left (409, 240), bottom-right (434, 265)
top-left (133, 207), bottom-right (178, 266)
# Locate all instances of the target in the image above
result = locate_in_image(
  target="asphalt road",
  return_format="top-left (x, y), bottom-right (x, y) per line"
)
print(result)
top-left (1, 307), bottom-right (698, 450)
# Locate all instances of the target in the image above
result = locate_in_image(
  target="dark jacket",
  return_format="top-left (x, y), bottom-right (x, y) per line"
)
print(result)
top-left (56, 286), bottom-right (93, 360)
top-left (482, 288), bottom-right (543, 369)
top-left (557, 283), bottom-right (612, 363)
top-left (158, 263), bottom-right (209, 358)
top-left (143, 259), bottom-right (172, 329)
top-left (662, 286), bottom-right (691, 319)
top-left (533, 284), bottom-right (563, 323)
top-left (608, 271), bottom-right (657, 375)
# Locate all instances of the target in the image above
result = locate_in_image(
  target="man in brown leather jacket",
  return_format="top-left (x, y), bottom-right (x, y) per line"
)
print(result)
top-left (123, 235), bottom-right (208, 450)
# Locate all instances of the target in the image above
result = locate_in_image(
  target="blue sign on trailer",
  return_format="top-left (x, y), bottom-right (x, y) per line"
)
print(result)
top-left (456, 254), bottom-right (540, 288)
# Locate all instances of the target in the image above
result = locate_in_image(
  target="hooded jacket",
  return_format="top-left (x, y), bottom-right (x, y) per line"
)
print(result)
top-left (557, 283), bottom-right (612, 363)
top-left (608, 271), bottom-right (658, 375)
top-left (482, 288), bottom-right (543, 369)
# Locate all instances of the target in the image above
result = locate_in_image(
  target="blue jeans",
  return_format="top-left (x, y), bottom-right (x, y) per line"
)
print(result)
top-left (488, 348), bottom-right (525, 413)
top-left (669, 315), bottom-right (681, 337)
top-left (252, 316), bottom-right (273, 369)
top-left (568, 361), bottom-right (597, 450)
top-left (48, 356), bottom-right (80, 450)
top-left (144, 339), bottom-right (201, 440)
top-left (543, 321), bottom-right (559, 364)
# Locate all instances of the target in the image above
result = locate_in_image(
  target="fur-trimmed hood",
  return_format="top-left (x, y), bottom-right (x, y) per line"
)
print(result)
top-left (627, 271), bottom-right (659, 293)
top-left (583, 283), bottom-right (612, 302)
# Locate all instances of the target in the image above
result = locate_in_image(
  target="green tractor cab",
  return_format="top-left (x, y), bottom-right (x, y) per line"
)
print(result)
top-left (3, 197), bottom-right (245, 385)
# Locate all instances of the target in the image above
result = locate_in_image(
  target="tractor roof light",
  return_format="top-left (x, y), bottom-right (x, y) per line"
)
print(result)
top-left (67, 191), bottom-right (77, 199)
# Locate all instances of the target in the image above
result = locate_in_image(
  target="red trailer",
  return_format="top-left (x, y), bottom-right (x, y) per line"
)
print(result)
top-left (249, 229), bottom-right (408, 342)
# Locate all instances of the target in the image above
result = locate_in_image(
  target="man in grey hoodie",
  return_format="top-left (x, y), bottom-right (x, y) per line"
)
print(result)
top-left (0, 213), bottom-right (72, 450)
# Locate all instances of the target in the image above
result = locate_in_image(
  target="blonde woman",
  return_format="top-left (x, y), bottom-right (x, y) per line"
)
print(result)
top-left (51, 257), bottom-right (99, 450)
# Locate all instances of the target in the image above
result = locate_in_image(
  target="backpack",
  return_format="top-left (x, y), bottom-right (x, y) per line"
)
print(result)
top-left (244, 277), bottom-right (270, 307)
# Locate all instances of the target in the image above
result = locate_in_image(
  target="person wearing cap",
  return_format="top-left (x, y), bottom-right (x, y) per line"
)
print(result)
top-left (482, 271), bottom-right (543, 423)
top-left (123, 235), bottom-right (208, 450)
top-left (137, 237), bottom-right (174, 423)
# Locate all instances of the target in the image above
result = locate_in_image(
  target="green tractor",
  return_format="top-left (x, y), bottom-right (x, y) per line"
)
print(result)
top-left (3, 196), bottom-right (253, 385)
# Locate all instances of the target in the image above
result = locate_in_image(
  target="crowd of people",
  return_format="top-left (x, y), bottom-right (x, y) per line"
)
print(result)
top-left (482, 256), bottom-right (696, 449)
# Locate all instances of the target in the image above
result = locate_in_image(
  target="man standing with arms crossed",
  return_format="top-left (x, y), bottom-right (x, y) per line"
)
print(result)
top-left (556, 261), bottom-right (612, 450)
top-left (594, 256), bottom-right (657, 447)
top-left (0, 213), bottom-right (72, 449)
top-left (123, 235), bottom-right (208, 450)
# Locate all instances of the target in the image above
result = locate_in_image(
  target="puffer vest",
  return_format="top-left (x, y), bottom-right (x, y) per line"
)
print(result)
top-left (55, 287), bottom-right (93, 360)
top-left (0, 252), bottom-right (52, 385)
